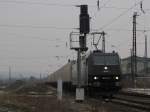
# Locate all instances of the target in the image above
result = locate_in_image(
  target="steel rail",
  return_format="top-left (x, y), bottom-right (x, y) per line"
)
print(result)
top-left (112, 92), bottom-right (150, 111)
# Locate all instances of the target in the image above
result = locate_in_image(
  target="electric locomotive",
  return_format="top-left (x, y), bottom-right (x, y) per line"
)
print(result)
top-left (87, 50), bottom-right (121, 95)
top-left (48, 50), bottom-right (121, 96)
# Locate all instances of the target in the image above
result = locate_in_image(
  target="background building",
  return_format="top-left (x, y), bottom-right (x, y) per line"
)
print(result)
top-left (121, 56), bottom-right (150, 76)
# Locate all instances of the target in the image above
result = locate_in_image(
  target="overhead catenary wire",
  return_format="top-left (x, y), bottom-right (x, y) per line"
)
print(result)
top-left (92, 0), bottom-right (112, 20)
top-left (0, 0), bottom-right (119, 8)
top-left (0, 24), bottom-right (77, 30)
top-left (0, 2), bottom-right (149, 44)
top-left (105, 28), bottom-right (150, 32)
top-left (98, 0), bottom-right (112, 11)
top-left (91, 0), bottom-right (113, 33)
top-left (0, 0), bottom-right (76, 7)
top-left (1, 0), bottom-right (149, 10)
top-left (0, 32), bottom-right (66, 42)
top-left (98, 0), bottom-right (145, 30)
top-left (0, 24), bottom-right (150, 32)
top-left (0, 55), bottom-right (68, 59)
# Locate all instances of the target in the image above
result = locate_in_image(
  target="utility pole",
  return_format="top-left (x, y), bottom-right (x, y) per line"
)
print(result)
top-left (102, 31), bottom-right (106, 53)
top-left (132, 12), bottom-right (138, 88)
top-left (40, 73), bottom-right (42, 81)
top-left (130, 49), bottom-right (133, 78)
top-left (9, 66), bottom-right (11, 84)
top-left (144, 35), bottom-right (148, 74)
top-left (144, 35), bottom-right (147, 58)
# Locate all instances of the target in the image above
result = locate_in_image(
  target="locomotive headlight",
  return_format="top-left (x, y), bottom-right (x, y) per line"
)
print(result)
top-left (115, 76), bottom-right (119, 80)
top-left (94, 76), bottom-right (98, 80)
top-left (104, 66), bottom-right (108, 70)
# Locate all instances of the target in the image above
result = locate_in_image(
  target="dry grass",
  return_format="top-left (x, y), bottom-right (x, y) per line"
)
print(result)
top-left (0, 92), bottom-right (75, 112)
top-left (0, 82), bottom-right (94, 112)
top-left (0, 93), bottom-right (31, 112)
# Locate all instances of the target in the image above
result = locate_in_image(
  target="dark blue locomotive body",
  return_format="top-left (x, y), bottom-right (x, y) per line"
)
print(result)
top-left (87, 50), bottom-right (121, 95)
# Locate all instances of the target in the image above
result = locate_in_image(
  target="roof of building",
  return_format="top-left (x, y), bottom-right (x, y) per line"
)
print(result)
top-left (122, 56), bottom-right (150, 62)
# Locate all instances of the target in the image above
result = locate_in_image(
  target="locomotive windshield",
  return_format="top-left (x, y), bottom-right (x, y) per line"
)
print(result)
top-left (93, 55), bottom-right (119, 65)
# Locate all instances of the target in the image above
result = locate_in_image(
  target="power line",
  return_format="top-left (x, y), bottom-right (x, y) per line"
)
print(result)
top-left (98, 0), bottom-right (145, 30)
top-left (100, 6), bottom-right (150, 11)
top-left (106, 28), bottom-right (150, 32)
top-left (92, 27), bottom-right (150, 32)
top-left (1, 0), bottom-right (149, 11)
top-left (92, 0), bottom-right (112, 19)
top-left (0, 24), bottom-right (76, 30)
top-left (99, 6), bottom-right (129, 10)
top-left (0, 0), bottom-right (76, 7)
top-left (0, 32), bottom-right (65, 42)
top-left (0, 0), bottom-right (104, 8)
top-left (0, 56), bottom-right (59, 59)
top-left (98, 0), bottom-right (112, 11)
top-left (91, 0), bottom-right (113, 31)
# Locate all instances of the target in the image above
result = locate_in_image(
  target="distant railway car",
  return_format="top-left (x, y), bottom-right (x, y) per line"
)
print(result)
top-left (49, 50), bottom-right (121, 96)
top-left (48, 62), bottom-right (72, 89)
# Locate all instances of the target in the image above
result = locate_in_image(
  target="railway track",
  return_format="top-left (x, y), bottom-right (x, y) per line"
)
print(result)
top-left (84, 91), bottom-right (150, 112)
top-left (49, 85), bottom-right (150, 112)
top-left (111, 92), bottom-right (150, 111)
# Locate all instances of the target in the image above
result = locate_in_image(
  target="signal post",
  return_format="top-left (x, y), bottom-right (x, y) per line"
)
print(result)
top-left (70, 5), bottom-right (90, 101)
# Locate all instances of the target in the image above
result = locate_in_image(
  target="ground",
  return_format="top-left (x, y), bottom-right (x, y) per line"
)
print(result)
top-left (0, 81), bottom-right (94, 112)
top-left (1, 80), bottom-right (148, 112)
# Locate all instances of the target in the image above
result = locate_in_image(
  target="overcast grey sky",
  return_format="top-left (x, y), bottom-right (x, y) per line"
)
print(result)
top-left (0, 0), bottom-right (150, 77)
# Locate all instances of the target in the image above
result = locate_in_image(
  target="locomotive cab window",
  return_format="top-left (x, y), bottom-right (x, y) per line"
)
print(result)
top-left (105, 55), bottom-right (119, 65)
top-left (93, 55), bottom-right (119, 65)
top-left (93, 55), bottom-right (105, 65)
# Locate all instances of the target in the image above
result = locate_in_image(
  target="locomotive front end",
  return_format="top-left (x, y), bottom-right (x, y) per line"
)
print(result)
top-left (88, 51), bottom-right (121, 95)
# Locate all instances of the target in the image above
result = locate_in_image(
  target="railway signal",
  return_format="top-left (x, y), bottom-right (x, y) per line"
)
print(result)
top-left (70, 5), bottom-right (90, 101)
top-left (80, 5), bottom-right (90, 34)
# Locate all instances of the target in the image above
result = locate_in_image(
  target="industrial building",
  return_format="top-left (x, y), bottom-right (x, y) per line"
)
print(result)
top-left (121, 56), bottom-right (150, 76)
